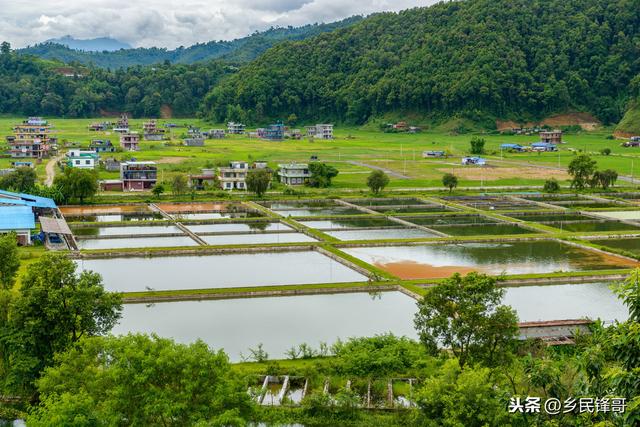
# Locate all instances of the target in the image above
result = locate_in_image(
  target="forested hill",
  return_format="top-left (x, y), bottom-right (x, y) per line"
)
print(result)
top-left (17, 17), bottom-right (362, 69)
top-left (203, 0), bottom-right (640, 126)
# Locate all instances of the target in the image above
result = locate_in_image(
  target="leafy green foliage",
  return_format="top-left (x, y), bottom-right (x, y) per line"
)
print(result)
top-left (590, 168), bottom-right (618, 190)
top-left (204, 0), bottom-right (640, 124)
top-left (0, 233), bottom-right (19, 290)
top-left (0, 167), bottom-right (36, 192)
top-left (366, 170), bottom-right (390, 195)
top-left (246, 169), bottom-right (272, 197)
top-left (0, 253), bottom-right (122, 395)
top-left (442, 173), bottom-right (458, 193)
top-left (543, 178), bottom-right (561, 193)
top-left (53, 168), bottom-right (98, 204)
top-left (28, 334), bottom-right (253, 426)
top-left (308, 163), bottom-right (339, 188)
top-left (568, 154), bottom-right (597, 190)
top-left (469, 137), bottom-right (485, 155)
top-left (331, 334), bottom-right (425, 377)
top-left (151, 183), bottom-right (165, 198)
top-left (414, 273), bottom-right (518, 368)
top-left (415, 359), bottom-right (510, 427)
top-left (171, 174), bottom-right (188, 195)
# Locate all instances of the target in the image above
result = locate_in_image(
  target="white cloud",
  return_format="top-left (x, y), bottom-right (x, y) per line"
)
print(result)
top-left (0, 0), bottom-right (435, 49)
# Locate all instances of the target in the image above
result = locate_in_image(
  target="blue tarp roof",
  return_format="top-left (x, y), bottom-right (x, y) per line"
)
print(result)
top-left (0, 205), bottom-right (36, 230)
top-left (0, 190), bottom-right (56, 209)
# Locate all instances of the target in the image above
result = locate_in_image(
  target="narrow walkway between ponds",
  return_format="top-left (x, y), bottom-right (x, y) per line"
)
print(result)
top-left (149, 203), bottom-right (208, 246)
top-left (347, 160), bottom-right (411, 179)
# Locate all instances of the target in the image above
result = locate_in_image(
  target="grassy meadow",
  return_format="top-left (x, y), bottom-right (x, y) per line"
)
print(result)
top-left (1, 116), bottom-right (639, 190)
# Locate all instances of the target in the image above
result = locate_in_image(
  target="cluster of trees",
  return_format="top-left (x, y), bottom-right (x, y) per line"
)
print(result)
top-left (0, 167), bottom-right (99, 204)
top-left (568, 155), bottom-right (619, 190)
top-left (307, 163), bottom-right (339, 188)
top-left (203, 0), bottom-right (640, 125)
top-left (0, 44), bottom-right (228, 117)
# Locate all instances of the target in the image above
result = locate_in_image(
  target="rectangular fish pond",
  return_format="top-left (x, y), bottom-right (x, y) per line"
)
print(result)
top-left (259, 200), bottom-right (364, 217)
top-left (111, 292), bottom-right (418, 361)
top-left (325, 228), bottom-right (439, 241)
top-left (77, 250), bottom-right (367, 292)
top-left (200, 233), bottom-right (317, 245)
top-left (61, 204), bottom-right (163, 222)
top-left (591, 237), bottom-right (640, 256)
top-left (185, 221), bottom-right (294, 234)
top-left (503, 282), bottom-right (628, 323)
top-left (72, 224), bottom-right (182, 237)
top-left (298, 218), bottom-right (398, 229)
top-left (343, 240), bottom-right (638, 279)
top-left (77, 235), bottom-right (198, 250)
top-left (588, 211), bottom-right (640, 221)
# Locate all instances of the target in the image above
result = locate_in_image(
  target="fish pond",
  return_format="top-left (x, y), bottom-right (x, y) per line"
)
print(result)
top-left (343, 241), bottom-right (637, 279)
top-left (112, 292), bottom-right (418, 361)
top-left (78, 250), bottom-right (367, 292)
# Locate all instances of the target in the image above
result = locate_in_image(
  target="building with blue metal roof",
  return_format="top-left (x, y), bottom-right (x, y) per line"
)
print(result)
top-left (0, 205), bottom-right (36, 245)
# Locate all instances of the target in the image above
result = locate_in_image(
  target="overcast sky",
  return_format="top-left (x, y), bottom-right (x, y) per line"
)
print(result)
top-left (1, 0), bottom-right (435, 49)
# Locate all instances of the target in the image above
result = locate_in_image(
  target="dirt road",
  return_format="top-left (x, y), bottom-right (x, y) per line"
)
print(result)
top-left (45, 155), bottom-right (63, 187)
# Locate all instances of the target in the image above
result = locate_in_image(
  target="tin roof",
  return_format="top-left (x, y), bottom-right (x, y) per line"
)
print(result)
top-left (0, 205), bottom-right (36, 230)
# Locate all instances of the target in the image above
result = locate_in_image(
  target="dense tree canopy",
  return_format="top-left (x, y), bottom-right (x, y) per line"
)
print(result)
top-left (204, 0), bottom-right (640, 125)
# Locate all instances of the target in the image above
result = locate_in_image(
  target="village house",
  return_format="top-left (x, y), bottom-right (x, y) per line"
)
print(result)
top-left (278, 163), bottom-right (310, 185)
top-left (461, 157), bottom-right (487, 166)
top-left (189, 169), bottom-right (218, 190)
top-left (286, 129), bottom-right (302, 140)
top-left (65, 149), bottom-right (99, 169)
top-left (11, 161), bottom-right (34, 168)
top-left (88, 122), bottom-right (110, 132)
top-left (120, 132), bottom-right (140, 151)
top-left (263, 123), bottom-right (285, 141)
top-left (207, 129), bottom-right (226, 139)
top-left (531, 142), bottom-right (558, 152)
top-left (89, 139), bottom-right (115, 153)
top-left (100, 180), bottom-right (124, 191)
top-left (227, 122), bottom-right (246, 134)
top-left (218, 161), bottom-right (249, 190)
top-left (113, 114), bottom-right (130, 133)
top-left (6, 117), bottom-right (56, 159)
top-left (120, 161), bottom-right (157, 191)
top-left (539, 130), bottom-right (563, 144)
top-left (0, 189), bottom-right (58, 246)
top-left (143, 120), bottom-right (165, 141)
top-left (306, 124), bottom-right (334, 139)
top-left (104, 157), bottom-right (121, 172)
top-left (183, 128), bottom-right (205, 146)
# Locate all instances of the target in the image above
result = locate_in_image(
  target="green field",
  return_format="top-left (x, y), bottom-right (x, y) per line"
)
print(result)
top-left (2, 117), bottom-right (640, 190)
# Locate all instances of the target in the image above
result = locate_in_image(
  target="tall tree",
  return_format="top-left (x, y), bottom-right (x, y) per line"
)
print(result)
top-left (0, 232), bottom-right (19, 290)
top-left (568, 155), bottom-right (597, 190)
top-left (1, 253), bottom-right (122, 394)
top-left (366, 170), bottom-right (390, 195)
top-left (307, 163), bottom-right (339, 188)
top-left (245, 169), bottom-right (271, 197)
top-left (0, 167), bottom-right (37, 192)
top-left (54, 168), bottom-right (98, 204)
top-left (171, 174), bottom-right (188, 195)
top-left (442, 173), bottom-right (458, 193)
top-left (414, 272), bottom-right (518, 368)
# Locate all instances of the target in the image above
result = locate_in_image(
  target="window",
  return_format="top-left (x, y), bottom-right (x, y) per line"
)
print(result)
top-left (75, 160), bottom-right (80, 165)
top-left (85, 160), bottom-right (91, 165)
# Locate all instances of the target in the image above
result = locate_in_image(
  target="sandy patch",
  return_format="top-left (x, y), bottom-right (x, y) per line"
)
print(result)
top-left (156, 202), bottom-right (241, 213)
top-left (155, 157), bottom-right (186, 164)
top-left (375, 261), bottom-right (480, 279)
top-left (436, 166), bottom-right (569, 181)
top-left (496, 113), bottom-right (600, 131)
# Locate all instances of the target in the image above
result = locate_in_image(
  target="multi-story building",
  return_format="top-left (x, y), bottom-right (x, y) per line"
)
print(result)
top-left (278, 163), bottom-right (310, 185)
top-left (218, 161), bottom-right (249, 190)
top-left (143, 120), bottom-right (165, 141)
top-left (189, 169), bottom-right (218, 190)
top-left (183, 128), bottom-right (205, 146)
top-left (263, 123), bottom-right (285, 141)
top-left (539, 130), bottom-right (563, 144)
top-left (113, 114), bottom-right (129, 133)
top-left (207, 129), bottom-right (226, 139)
top-left (227, 122), bottom-right (246, 134)
top-left (89, 139), bottom-right (115, 153)
top-left (305, 124), bottom-right (334, 139)
top-left (66, 149), bottom-right (99, 169)
top-left (7, 117), bottom-right (55, 159)
top-left (120, 161), bottom-right (157, 191)
top-left (120, 133), bottom-right (140, 151)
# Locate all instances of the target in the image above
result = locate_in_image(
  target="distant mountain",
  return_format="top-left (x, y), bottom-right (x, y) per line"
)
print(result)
top-left (44, 35), bottom-right (132, 52)
top-left (20, 17), bottom-right (362, 68)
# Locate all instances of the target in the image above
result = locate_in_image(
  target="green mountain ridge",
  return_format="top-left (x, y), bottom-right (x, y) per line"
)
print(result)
top-left (17, 17), bottom-right (363, 69)
top-left (202, 0), bottom-right (640, 126)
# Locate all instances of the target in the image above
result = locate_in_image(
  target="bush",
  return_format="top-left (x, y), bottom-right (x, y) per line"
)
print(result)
top-left (543, 178), bottom-right (560, 193)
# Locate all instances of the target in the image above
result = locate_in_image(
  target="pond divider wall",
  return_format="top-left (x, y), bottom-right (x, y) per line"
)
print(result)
top-left (74, 244), bottom-right (316, 259)
top-left (122, 283), bottom-right (398, 303)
